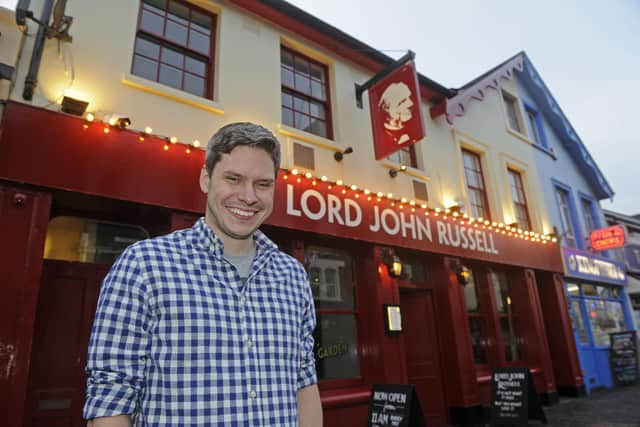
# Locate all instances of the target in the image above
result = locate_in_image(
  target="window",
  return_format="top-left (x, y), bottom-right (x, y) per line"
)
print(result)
top-left (525, 107), bottom-right (547, 148)
top-left (503, 91), bottom-right (522, 133)
top-left (581, 198), bottom-right (596, 241)
top-left (462, 149), bottom-right (491, 220)
top-left (304, 246), bottom-right (359, 380)
top-left (586, 299), bottom-right (626, 346)
top-left (464, 270), bottom-right (488, 365)
top-left (490, 272), bottom-right (522, 362)
top-left (281, 47), bottom-right (332, 139)
top-left (508, 169), bottom-right (531, 230)
top-left (556, 187), bottom-right (577, 247)
top-left (412, 180), bottom-right (429, 204)
top-left (44, 217), bottom-right (149, 264)
top-left (133, 0), bottom-right (215, 98)
top-left (387, 145), bottom-right (418, 168)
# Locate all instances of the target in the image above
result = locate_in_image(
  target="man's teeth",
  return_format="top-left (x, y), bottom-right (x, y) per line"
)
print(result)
top-left (229, 208), bottom-right (255, 217)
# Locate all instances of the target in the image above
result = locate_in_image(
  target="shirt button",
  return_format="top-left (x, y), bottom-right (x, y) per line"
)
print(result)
top-left (249, 390), bottom-right (257, 399)
top-left (246, 339), bottom-right (253, 349)
top-left (240, 295), bottom-right (247, 304)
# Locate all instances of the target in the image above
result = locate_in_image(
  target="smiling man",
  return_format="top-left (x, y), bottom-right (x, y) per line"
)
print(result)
top-left (84, 123), bottom-right (322, 427)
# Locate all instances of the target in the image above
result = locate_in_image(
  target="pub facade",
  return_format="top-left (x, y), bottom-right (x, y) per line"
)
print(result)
top-left (0, 2), bottom-right (583, 426)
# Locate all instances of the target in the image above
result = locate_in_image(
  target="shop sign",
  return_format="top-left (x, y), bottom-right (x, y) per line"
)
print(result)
top-left (609, 331), bottom-right (638, 385)
top-left (368, 61), bottom-right (425, 160)
top-left (562, 247), bottom-right (626, 285)
top-left (269, 176), bottom-right (564, 272)
top-left (590, 225), bottom-right (625, 251)
top-left (490, 367), bottom-right (547, 426)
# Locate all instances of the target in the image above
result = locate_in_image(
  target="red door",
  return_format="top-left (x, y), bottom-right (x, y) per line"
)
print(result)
top-left (24, 261), bottom-right (108, 427)
top-left (400, 288), bottom-right (448, 427)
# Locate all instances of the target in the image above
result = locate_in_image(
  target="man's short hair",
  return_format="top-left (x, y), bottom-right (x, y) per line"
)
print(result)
top-left (205, 122), bottom-right (281, 175)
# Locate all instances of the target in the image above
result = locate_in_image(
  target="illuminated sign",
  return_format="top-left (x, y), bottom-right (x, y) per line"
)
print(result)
top-left (268, 173), bottom-right (564, 272)
top-left (562, 247), bottom-right (626, 285)
top-left (591, 225), bottom-right (626, 251)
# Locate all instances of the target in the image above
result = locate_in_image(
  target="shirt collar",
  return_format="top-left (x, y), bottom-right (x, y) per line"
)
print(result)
top-left (192, 217), bottom-right (278, 259)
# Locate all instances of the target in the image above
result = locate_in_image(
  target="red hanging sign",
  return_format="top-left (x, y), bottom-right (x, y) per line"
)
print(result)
top-left (368, 61), bottom-right (425, 160)
top-left (590, 225), bottom-right (626, 251)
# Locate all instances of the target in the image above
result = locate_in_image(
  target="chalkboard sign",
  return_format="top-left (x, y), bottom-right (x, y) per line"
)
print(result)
top-left (610, 331), bottom-right (638, 385)
top-left (368, 384), bottom-right (426, 427)
top-left (490, 367), bottom-right (547, 426)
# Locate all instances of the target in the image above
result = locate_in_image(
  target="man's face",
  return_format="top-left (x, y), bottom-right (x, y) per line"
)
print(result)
top-left (199, 145), bottom-right (275, 243)
top-left (389, 92), bottom-right (413, 124)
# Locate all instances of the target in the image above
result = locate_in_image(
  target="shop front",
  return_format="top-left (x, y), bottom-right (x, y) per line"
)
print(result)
top-left (561, 247), bottom-right (631, 392)
top-left (1, 101), bottom-right (582, 427)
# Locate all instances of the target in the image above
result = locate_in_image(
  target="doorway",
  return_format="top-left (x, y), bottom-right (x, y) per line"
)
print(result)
top-left (24, 261), bottom-right (109, 427)
top-left (400, 288), bottom-right (448, 427)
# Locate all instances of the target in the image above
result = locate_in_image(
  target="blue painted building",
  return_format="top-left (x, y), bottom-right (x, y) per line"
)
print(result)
top-left (506, 52), bottom-right (633, 393)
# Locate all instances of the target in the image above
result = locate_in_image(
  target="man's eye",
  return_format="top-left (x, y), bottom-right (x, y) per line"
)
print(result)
top-left (257, 182), bottom-right (273, 189)
top-left (226, 176), bottom-right (239, 183)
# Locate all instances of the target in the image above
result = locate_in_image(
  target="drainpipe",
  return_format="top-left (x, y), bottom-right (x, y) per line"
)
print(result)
top-left (23, 0), bottom-right (55, 101)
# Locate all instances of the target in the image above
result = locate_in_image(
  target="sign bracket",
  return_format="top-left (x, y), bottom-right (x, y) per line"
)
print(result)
top-left (355, 50), bottom-right (415, 109)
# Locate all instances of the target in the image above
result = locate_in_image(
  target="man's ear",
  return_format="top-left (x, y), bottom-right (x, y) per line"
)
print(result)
top-left (199, 167), bottom-right (210, 194)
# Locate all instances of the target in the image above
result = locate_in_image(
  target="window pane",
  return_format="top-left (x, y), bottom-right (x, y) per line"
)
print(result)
top-left (135, 36), bottom-right (160, 59)
top-left (184, 74), bottom-right (205, 97)
top-left (282, 107), bottom-right (294, 127)
top-left (44, 216), bottom-right (149, 264)
top-left (468, 316), bottom-right (488, 364)
top-left (309, 101), bottom-right (325, 119)
top-left (281, 92), bottom-right (293, 108)
top-left (161, 46), bottom-right (183, 68)
top-left (587, 300), bottom-right (625, 346)
top-left (159, 64), bottom-right (182, 89)
top-left (132, 56), bottom-right (158, 81)
top-left (281, 50), bottom-right (293, 68)
top-left (293, 96), bottom-right (309, 114)
top-left (185, 56), bottom-right (206, 76)
top-left (501, 317), bottom-right (521, 361)
top-left (310, 64), bottom-right (325, 81)
top-left (304, 247), bottom-right (354, 310)
top-left (314, 314), bottom-right (360, 380)
top-left (311, 80), bottom-right (325, 100)
top-left (295, 74), bottom-right (311, 95)
top-left (143, 0), bottom-right (166, 15)
top-left (281, 68), bottom-right (294, 88)
top-left (310, 119), bottom-right (327, 138)
top-left (140, 9), bottom-right (164, 35)
top-left (188, 30), bottom-right (210, 55)
top-left (294, 56), bottom-right (309, 75)
top-left (168, 0), bottom-right (189, 25)
top-left (464, 271), bottom-right (479, 312)
top-left (191, 10), bottom-right (212, 34)
top-left (295, 113), bottom-right (311, 133)
top-left (165, 20), bottom-right (188, 45)
top-left (569, 300), bottom-right (589, 343)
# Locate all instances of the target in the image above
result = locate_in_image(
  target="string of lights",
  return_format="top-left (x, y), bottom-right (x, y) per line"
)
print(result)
top-left (77, 112), bottom-right (558, 245)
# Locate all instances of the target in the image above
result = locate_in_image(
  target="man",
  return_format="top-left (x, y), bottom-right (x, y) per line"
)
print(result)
top-left (378, 81), bottom-right (414, 145)
top-left (84, 123), bottom-right (322, 426)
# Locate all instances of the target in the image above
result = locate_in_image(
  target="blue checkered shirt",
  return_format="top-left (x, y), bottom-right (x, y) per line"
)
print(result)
top-left (84, 218), bottom-right (318, 426)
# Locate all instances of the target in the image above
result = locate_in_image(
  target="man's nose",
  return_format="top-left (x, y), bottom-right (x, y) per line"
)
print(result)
top-left (238, 182), bottom-right (258, 204)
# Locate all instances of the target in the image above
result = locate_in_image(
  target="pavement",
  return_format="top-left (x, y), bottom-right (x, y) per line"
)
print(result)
top-left (528, 383), bottom-right (640, 427)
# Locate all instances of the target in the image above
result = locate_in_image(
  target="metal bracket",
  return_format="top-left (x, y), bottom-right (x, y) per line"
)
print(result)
top-left (354, 50), bottom-right (415, 109)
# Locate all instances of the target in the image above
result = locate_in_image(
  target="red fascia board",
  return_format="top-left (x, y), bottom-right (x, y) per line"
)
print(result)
top-left (0, 101), bottom-right (206, 213)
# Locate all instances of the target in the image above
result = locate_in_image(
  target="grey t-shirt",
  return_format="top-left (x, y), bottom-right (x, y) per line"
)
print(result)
top-left (224, 245), bottom-right (256, 284)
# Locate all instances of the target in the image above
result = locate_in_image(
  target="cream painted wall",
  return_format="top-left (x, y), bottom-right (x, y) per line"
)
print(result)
top-left (8, 1), bottom-right (549, 237)
top-left (441, 78), bottom-right (552, 234)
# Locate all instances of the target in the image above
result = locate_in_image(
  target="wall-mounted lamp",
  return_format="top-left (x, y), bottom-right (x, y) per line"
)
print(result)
top-left (388, 164), bottom-right (407, 178)
top-left (334, 146), bottom-right (353, 161)
top-left (507, 221), bottom-right (519, 229)
top-left (545, 226), bottom-right (559, 242)
top-left (449, 259), bottom-right (472, 286)
top-left (381, 248), bottom-right (403, 278)
top-left (61, 96), bottom-right (88, 116)
top-left (447, 204), bottom-right (463, 215)
top-left (456, 265), bottom-right (472, 286)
